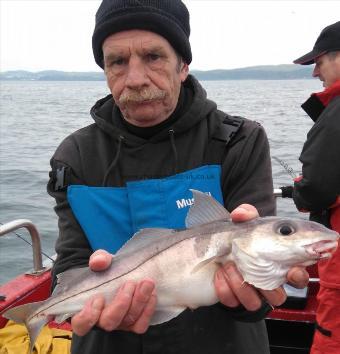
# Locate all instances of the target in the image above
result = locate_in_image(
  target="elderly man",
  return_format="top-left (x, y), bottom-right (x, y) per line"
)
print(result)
top-left (290, 21), bottom-right (340, 354)
top-left (48, 1), bottom-right (307, 353)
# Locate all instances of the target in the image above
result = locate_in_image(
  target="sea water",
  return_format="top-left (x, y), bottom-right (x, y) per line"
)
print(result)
top-left (0, 79), bottom-right (321, 284)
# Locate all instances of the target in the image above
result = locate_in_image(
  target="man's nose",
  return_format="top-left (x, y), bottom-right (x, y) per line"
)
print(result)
top-left (125, 58), bottom-right (150, 89)
top-left (312, 65), bottom-right (319, 78)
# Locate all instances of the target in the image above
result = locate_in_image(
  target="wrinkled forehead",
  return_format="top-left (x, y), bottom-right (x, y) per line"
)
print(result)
top-left (102, 29), bottom-right (174, 53)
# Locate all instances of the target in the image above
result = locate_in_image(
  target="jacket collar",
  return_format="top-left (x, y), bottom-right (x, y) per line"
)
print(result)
top-left (301, 79), bottom-right (340, 122)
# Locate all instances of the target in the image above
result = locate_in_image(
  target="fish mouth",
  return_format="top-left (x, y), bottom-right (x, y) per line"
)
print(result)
top-left (304, 240), bottom-right (338, 259)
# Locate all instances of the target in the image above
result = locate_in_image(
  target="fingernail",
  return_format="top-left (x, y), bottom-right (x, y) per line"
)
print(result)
top-left (224, 262), bottom-right (235, 273)
top-left (140, 281), bottom-right (154, 297)
top-left (92, 297), bottom-right (103, 311)
top-left (237, 207), bottom-right (248, 213)
top-left (290, 269), bottom-right (304, 285)
top-left (122, 282), bottom-right (135, 296)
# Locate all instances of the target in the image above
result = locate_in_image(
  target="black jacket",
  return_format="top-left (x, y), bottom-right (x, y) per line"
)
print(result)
top-left (48, 75), bottom-right (275, 354)
top-left (293, 92), bottom-right (340, 226)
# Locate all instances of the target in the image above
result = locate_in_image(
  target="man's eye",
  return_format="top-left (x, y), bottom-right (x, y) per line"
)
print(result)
top-left (105, 57), bottom-right (126, 68)
top-left (112, 58), bottom-right (125, 66)
top-left (147, 53), bottom-right (161, 61)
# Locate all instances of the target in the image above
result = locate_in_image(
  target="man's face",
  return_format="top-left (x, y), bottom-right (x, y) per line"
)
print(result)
top-left (102, 30), bottom-right (189, 127)
top-left (313, 52), bottom-right (340, 88)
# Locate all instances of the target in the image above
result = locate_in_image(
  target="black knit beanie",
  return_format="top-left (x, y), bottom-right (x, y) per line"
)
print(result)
top-left (92, 0), bottom-right (192, 69)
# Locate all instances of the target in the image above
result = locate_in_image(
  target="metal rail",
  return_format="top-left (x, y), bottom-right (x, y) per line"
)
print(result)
top-left (0, 219), bottom-right (44, 274)
top-left (273, 188), bottom-right (283, 198)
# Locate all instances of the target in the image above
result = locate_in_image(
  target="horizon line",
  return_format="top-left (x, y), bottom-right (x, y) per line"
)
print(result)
top-left (0, 63), bottom-right (310, 74)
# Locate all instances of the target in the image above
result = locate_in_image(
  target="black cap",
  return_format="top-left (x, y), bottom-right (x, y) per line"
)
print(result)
top-left (92, 0), bottom-right (192, 69)
top-left (294, 21), bottom-right (340, 65)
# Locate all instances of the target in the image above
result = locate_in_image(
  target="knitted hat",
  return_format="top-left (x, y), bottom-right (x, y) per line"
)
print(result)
top-left (92, 0), bottom-right (192, 69)
top-left (294, 21), bottom-right (340, 65)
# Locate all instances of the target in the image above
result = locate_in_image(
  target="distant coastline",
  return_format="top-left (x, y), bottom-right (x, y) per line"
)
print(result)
top-left (0, 64), bottom-right (313, 81)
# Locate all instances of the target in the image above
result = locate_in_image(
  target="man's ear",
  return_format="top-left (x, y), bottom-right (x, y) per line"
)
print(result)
top-left (180, 62), bottom-right (189, 82)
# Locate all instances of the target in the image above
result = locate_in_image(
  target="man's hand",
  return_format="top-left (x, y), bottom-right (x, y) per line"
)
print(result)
top-left (214, 204), bottom-right (309, 311)
top-left (71, 250), bottom-right (157, 336)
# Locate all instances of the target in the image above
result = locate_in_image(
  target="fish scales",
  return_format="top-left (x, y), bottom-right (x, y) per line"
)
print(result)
top-left (36, 222), bottom-right (240, 317)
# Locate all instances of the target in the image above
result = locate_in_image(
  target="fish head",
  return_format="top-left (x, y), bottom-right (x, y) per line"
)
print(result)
top-left (238, 217), bottom-right (339, 264)
top-left (231, 217), bottom-right (339, 290)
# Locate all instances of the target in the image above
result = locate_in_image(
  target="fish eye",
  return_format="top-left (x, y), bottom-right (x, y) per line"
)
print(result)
top-left (278, 224), bottom-right (295, 236)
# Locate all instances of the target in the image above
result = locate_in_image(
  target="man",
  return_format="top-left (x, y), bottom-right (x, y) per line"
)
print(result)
top-left (288, 21), bottom-right (340, 354)
top-left (48, 1), bottom-right (308, 353)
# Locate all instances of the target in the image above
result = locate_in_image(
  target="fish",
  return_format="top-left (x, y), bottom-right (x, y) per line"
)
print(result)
top-left (3, 190), bottom-right (339, 352)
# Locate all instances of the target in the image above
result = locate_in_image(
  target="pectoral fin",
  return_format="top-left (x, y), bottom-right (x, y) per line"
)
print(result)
top-left (190, 256), bottom-right (218, 274)
top-left (191, 247), bottom-right (231, 274)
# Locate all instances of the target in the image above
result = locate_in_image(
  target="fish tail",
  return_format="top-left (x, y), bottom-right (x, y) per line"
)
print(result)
top-left (3, 300), bottom-right (49, 353)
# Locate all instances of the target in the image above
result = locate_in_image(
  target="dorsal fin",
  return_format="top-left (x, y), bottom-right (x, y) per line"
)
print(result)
top-left (115, 228), bottom-right (176, 257)
top-left (185, 189), bottom-right (230, 228)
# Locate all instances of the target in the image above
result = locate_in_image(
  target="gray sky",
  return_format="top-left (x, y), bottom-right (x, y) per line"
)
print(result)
top-left (1, 0), bottom-right (339, 72)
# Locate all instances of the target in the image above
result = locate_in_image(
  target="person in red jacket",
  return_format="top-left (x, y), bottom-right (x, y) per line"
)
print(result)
top-left (287, 21), bottom-right (340, 354)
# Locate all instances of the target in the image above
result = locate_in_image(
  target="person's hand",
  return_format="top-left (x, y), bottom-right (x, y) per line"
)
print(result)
top-left (280, 186), bottom-right (294, 199)
top-left (214, 204), bottom-right (309, 311)
top-left (71, 250), bottom-right (157, 336)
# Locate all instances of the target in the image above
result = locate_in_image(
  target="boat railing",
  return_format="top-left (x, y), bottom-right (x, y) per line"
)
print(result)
top-left (0, 219), bottom-right (47, 275)
top-left (273, 188), bottom-right (283, 198)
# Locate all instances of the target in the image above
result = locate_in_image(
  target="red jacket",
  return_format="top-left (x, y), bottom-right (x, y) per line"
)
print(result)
top-left (293, 80), bottom-right (340, 288)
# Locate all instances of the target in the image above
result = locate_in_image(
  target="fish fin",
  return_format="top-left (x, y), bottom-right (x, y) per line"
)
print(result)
top-left (54, 267), bottom-right (90, 296)
top-left (28, 314), bottom-right (48, 353)
top-left (186, 189), bottom-right (230, 228)
top-left (3, 300), bottom-right (48, 353)
top-left (191, 244), bottom-right (232, 274)
top-left (3, 300), bottom-right (45, 324)
top-left (150, 306), bottom-right (186, 325)
top-left (115, 228), bottom-right (176, 257)
top-left (190, 256), bottom-right (218, 274)
top-left (54, 313), bottom-right (73, 324)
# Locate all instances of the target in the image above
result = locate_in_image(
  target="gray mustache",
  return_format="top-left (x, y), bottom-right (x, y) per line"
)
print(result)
top-left (119, 89), bottom-right (166, 104)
